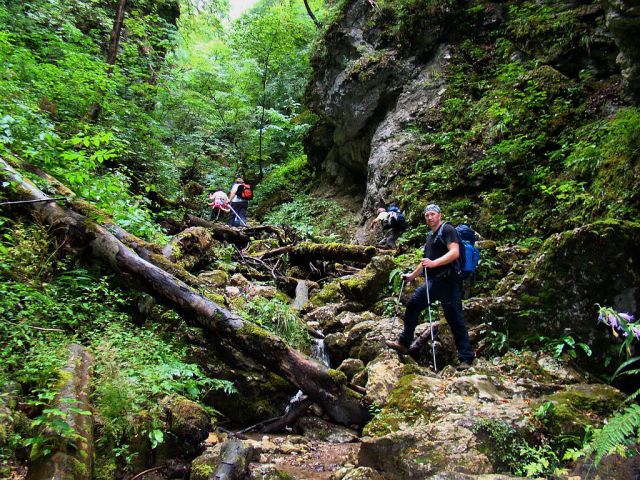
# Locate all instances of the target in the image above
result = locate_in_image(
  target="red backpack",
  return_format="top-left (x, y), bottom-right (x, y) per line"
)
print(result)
top-left (238, 183), bottom-right (253, 200)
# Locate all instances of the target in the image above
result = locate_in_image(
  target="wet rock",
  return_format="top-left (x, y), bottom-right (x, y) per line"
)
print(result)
top-left (341, 467), bottom-right (385, 480)
top-left (159, 394), bottom-right (211, 446)
top-left (190, 443), bottom-right (223, 480)
top-left (295, 416), bottom-right (359, 444)
top-left (249, 463), bottom-right (295, 479)
top-left (337, 358), bottom-right (365, 380)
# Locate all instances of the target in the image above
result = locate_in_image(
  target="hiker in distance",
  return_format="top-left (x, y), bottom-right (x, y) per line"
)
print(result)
top-left (208, 187), bottom-right (230, 221)
top-left (227, 176), bottom-right (253, 227)
top-left (370, 204), bottom-right (407, 249)
top-left (386, 204), bottom-right (475, 370)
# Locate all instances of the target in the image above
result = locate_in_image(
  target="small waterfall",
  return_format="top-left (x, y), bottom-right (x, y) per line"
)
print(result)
top-left (284, 336), bottom-right (331, 419)
top-left (310, 338), bottom-right (330, 367)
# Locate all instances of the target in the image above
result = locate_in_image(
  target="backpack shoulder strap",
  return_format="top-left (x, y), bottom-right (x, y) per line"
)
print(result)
top-left (434, 221), bottom-right (452, 243)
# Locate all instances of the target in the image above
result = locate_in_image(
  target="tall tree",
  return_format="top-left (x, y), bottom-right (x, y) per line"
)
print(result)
top-left (107, 0), bottom-right (128, 66)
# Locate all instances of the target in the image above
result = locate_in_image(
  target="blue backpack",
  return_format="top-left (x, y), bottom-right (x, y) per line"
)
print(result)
top-left (387, 205), bottom-right (407, 230)
top-left (434, 222), bottom-right (480, 280)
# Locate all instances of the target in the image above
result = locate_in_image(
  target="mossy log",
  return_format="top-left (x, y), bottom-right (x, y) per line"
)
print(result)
top-left (185, 214), bottom-right (249, 246)
top-left (1, 159), bottom-right (369, 426)
top-left (260, 242), bottom-right (377, 264)
top-left (161, 226), bottom-right (215, 271)
top-left (211, 439), bottom-right (255, 480)
top-left (26, 344), bottom-right (94, 480)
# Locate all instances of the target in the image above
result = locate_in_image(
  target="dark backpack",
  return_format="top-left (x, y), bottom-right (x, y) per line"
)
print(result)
top-left (386, 205), bottom-right (407, 230)
top-left (237, 183), bottom-right (253, 200)
top-left (434, 222), bottom-right (480, 280)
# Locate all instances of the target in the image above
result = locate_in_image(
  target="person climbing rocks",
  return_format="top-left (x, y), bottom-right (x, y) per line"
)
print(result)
top-left (208, 188), bottom-right (230, 221)
top-left (386, 203), bottom-right (475, 370)
top-left (370, 204), bottom-right (406, 249)
top-left (227, 176), bottom-right (252, 227)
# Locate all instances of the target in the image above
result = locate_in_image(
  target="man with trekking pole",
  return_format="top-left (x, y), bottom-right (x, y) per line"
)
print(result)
top-left (386, 204), bottom-right (475, 371)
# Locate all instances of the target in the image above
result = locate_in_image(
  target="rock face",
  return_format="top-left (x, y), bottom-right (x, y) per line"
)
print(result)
top-left (605, 0), bottom-right (640, 101)
top-left (305, 0), bottom-right (460, 215)
top-left (466, 220), bottom-right (640, 364)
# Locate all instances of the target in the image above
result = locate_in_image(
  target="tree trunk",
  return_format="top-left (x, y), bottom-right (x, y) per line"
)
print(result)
top-left (260, 242), bottom-right (377, 264)
top-left (185, 214), bottom-right (249, 246)
top-left (1, 160), bottom-right (369, 427)
top-left (107, 0), bottom-right (127, 66)
top-left (26, 344), bottom-right (94, 480)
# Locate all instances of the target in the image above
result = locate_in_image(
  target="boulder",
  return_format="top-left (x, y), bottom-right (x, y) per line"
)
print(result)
top-left (530, 383), bottom-right (625, 437)
top-left (337, 358), bottom-right (365, 380)
top-left (356, 350), bottom-right (630, 478)
top-left (364, 355), bottom-right (408, 406)
top-left (159, 394), bottom-right (211, 447)
top-left (199, 269), bottom-right (229, 287)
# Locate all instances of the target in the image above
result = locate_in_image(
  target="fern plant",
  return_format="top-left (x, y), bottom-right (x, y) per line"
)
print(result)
top-left (588, 404), bottom-right (640, 464)
top-left (585, 306), bottom-right (640, 464)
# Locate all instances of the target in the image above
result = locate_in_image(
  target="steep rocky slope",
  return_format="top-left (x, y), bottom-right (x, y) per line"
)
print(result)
top-left (304, 0), bottom-right (640, 362)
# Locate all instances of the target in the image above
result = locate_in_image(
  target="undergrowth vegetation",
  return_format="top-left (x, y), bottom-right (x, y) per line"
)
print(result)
top-left (396, 0), bottom-right (638, 241)
top-left (0, 218), bottom-right (233, 472)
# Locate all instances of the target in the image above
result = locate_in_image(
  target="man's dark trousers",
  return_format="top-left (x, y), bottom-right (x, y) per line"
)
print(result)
top-left (227, 201), bottom-right (248, 227)
top-left (398, 274), bottom-right (474, 363)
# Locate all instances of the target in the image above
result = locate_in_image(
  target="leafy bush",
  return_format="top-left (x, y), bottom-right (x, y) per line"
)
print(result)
top-left (242, 297), bottom-right (310, 351)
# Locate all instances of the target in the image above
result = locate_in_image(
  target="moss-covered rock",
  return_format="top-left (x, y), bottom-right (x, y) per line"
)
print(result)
top-left (199, 269), bottom-right (229, 287)
top-left (190, 444), bottom-right (223, 480)
top-left (531, 383), bottom-right (625, 437)
top-left (363, 374), bottom-right (438, 437)
top-left (159, 394), bottom-right (211, 446)
top-left (337, 358), bottom-right (365, 380)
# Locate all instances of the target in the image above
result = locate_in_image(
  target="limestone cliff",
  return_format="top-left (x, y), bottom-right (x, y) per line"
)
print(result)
top-left (305, 0), bottom-right (637, 240)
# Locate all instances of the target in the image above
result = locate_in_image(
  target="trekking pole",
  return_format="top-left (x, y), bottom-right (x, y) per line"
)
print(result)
top-left (389, 276), bottom-right (406, 337)
top-left (227, 204), bottom-right (247, 227)
top-left (424, 268), bottom-right (437, 372)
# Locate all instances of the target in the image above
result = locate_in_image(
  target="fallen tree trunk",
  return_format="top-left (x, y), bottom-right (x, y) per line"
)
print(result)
top-left (185, 214), bottom-right (249, 246)
top-left (26, 344), bottom-right (94, 480)
top-left (260, 242), bottom-right (377, 264)
top-left (1, 159), bottom-right (369, 426)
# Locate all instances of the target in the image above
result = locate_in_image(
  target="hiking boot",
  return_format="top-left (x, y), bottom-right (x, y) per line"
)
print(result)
top-left (456, 361), bottom-right (473, 371)
top-left (386, 341), bottom-right (409, 355)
